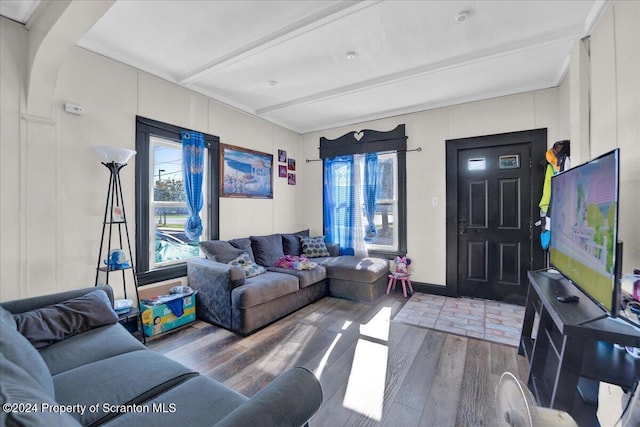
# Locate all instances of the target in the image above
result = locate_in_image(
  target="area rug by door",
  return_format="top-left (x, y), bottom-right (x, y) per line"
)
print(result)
top-left (392, 293), bottom-right (525, 347)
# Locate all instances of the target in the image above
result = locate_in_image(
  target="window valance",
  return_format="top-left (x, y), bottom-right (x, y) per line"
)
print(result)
top-left (319, 124), bottom-right (407, 159)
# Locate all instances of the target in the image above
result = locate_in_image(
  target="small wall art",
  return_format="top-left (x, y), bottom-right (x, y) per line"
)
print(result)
top-left (288, 158), bottom-right (296, 171)
top-left (279, 165), bottom-right (287, 177)
top-left (288, 173), bottom-right (296, 185)
top-left (278, 149), bottom-right (287, 163)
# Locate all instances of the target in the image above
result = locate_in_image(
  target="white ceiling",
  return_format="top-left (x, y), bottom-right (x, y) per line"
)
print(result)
top-left (2, 0), bottom-right (604, 134)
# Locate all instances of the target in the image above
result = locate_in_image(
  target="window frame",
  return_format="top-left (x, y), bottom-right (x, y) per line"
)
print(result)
top-left (364, 150), bottom-right (407, 258)
top-left (362, 152), bottom-right (400, 254)
top-left (135, 116), bottom-right (219, 285)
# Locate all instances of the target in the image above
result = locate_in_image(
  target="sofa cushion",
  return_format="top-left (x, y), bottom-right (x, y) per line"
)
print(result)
top-left (231, 272), bottom-right (298, 309)
top-left (40, 323), bottom-right (146, 375)
top-left (228, 252), bottom-right (267, 278)
top-left (326, 243), bottom-right (340, 257)
top-left (200, 240), bottom-right (245, 263)
top-left (0, 303), bottom-right (17, 329)
top-left (267, 265), bottom-right (327, 289)
top-left (250, 234), bottom-right (285, 267)
top-left (53, 350), bottom-right (196, 426)
top-left (229, 237), bottom-right (256, 262)
top-left (0, 307), bottom-right (55, 398)
top-left (12, 289), bottom-right (118, 349)
top-left (99, 376), bottom-right (248, 427)
top-left (281, 229), bottom-right (310, 256)
top-left (300, 236), bottom-right (331, 258)
top-left (0, 355), bottom-right (80, 427)
top-left (324, 256), bottom-right (389, 283)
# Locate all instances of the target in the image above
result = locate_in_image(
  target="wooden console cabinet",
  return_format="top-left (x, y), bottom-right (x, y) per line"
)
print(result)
top-left (519, 270), bottom-right (640, 424)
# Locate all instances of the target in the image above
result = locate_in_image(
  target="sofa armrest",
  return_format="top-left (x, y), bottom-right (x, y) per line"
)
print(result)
top-left (214, 367), bottom-right (322, 427)
top-left (187, 258), bottom-right (245, 329)
top-left (0, 285), bottom-right (114, 314)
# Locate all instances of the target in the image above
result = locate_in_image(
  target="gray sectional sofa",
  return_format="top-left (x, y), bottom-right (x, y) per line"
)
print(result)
top-left (0, 285), bottom-right (322, 427)
top-left (187, 231), bottom-right (390, 335)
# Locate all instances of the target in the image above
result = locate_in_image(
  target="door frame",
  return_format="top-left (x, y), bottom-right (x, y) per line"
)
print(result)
top-left (445, 128), bottom-right (547, 298)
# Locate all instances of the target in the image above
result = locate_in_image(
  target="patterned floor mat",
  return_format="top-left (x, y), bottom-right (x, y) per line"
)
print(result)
top-left (392, 293), bottom-right (525, 347)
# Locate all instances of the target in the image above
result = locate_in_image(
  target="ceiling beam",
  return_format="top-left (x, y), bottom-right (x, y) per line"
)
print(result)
top-left (178, 0), bottom-right (379, 86)
top-left (256, 25), bottom-right (584, 116)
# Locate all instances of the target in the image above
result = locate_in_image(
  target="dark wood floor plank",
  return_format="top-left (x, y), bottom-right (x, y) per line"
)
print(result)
top-left (456, 339), bottom-right (493, 427)
top-left (383, 402), bottom-right (422, 427)
top-left (419, 334), bottom-right (468, 427)
top-left (147, 293), bottom-right (525, 427)
top-left (394, 329), bottom-right (448, 411)
top-left (374, 326), bottom-right (428, 426)
top-left (342, 322), bottom-right (415, 426)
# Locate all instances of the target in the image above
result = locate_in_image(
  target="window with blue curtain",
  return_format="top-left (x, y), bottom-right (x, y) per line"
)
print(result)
top-left (324, 156), bottom-right (355, 255)
top-left (321, 125), bottom-right (407, 257)
top-left (135, 116), bottom-right (220, 285)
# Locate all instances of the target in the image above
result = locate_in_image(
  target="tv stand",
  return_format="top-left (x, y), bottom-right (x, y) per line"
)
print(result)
top-left (519, 270), bottom-right (640, 424)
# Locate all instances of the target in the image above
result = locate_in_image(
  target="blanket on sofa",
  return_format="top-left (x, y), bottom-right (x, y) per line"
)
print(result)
top-left (275, 255), bottom-right (318, 271)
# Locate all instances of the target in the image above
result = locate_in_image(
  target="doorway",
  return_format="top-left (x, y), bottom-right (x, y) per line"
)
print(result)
top-left (445, 129), bottom-right (546, 304)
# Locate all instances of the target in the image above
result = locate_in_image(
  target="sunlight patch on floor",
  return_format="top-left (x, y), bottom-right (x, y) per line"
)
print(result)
top-left (341, 320), bottom-right (353, 330)
top-left (360, 305), bottom-right (391, 341)
top-left (343, 339), bottom-right (388, 421)
top-left (315, 332), bottom-right (342, 379)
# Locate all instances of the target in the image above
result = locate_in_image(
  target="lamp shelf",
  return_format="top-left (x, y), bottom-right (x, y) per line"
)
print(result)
top-left (97, 266), bottom-right (133, 273)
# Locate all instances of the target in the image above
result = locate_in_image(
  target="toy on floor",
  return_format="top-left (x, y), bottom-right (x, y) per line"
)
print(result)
top-left (394, 256), bottom-right (411, 274)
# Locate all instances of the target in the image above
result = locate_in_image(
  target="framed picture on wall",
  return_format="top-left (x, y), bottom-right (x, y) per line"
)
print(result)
top-left (220, 144), bottom-right (273, 198)
top-left (278, 149), bottom-right (287, 163)
top-left (288, 173), bottom-right (296, 185)
top-left (288, 158), bottom-right (296, 171)
top-left (279, 165), bottom-right (287, 177)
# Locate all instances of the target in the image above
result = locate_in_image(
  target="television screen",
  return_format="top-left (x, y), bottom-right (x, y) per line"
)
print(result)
top-left (549, 149), bottom-right (620, 313)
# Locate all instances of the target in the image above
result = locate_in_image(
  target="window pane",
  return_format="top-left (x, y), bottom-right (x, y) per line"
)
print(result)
top-left (150, 136), bottom-right (206, 268)
top-left (364, 153), bottom-right (398, 251)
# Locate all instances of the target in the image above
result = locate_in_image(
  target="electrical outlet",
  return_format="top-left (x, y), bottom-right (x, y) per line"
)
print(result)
top-left (431, 197), bottom-right (438, 206)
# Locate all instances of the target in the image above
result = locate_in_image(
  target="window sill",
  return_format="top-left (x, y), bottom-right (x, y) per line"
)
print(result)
top-left (367, 249), bottom-right (407, 260)
top-left (137, 264), bottom-right (187, 286)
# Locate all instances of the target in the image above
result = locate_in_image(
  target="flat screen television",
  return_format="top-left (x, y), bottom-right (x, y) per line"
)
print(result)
top-left (549, 148), bottom-right (620, 316)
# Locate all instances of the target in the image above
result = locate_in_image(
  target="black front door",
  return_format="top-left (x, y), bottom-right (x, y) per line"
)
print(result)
top-left (446, 129), bottom-right (546, 304)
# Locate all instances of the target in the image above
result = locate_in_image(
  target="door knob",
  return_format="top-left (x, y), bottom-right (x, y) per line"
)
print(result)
top-left (458, 218), bottom-right (467, 235)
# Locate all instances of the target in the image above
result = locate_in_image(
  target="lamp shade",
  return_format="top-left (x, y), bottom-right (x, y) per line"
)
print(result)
top-left (93, 146), bottom-right (136, 164)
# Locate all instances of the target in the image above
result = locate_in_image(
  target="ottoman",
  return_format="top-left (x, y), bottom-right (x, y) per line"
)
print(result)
top-left (321, 256), bottom-right (390, 303)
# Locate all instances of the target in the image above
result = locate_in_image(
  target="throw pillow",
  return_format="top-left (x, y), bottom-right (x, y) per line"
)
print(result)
top-left (300, 236), bottom-right (331, 258)
top-left (250, 234), bottom-right (285, 266)
top-left (200, 240), bottom-right (245, 264)
top-left (281, 229), bottom-right (310, 256)
top-left (12, 290), bottom-right (118, 349)
top-left (229, 238), bottom-right (256, 262)
top-left (228, 252), bottom-right (267, 278)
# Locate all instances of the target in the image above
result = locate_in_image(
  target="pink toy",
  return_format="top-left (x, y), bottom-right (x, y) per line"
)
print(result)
top-left (394, 256), bottom-right (411, 274)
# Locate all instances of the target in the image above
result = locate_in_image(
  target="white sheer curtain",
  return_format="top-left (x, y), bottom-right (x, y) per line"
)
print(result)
top-left (352, 154), bottom-right (368, 258)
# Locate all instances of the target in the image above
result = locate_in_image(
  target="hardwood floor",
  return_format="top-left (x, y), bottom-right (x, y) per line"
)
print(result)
top-left (147, 293), bottom-right (529, 426)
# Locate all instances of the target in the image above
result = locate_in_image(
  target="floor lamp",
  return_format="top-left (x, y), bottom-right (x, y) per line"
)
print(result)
top-left (93, 146), bottom-right (144, 342)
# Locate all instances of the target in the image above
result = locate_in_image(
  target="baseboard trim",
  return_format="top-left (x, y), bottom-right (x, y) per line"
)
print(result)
top-left (411, 281), bottom-right (456, 297)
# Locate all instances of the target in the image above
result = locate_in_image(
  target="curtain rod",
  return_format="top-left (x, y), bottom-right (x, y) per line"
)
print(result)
top-left (305, 147), bottom-right (422, 163)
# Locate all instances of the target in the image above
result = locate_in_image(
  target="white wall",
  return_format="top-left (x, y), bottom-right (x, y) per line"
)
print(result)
top-left (2, 0), bottom-right (637, 300)
top-left (0, 18), bottom-right (27, 301)
top-left (0, 17), bottom-right (302, 300)
top-left (301, 89), bottom-right (564, 286)
top-left (589, 1), bottom-right (640, 274)
top-left (300, 0), bottom-right (640, 287)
